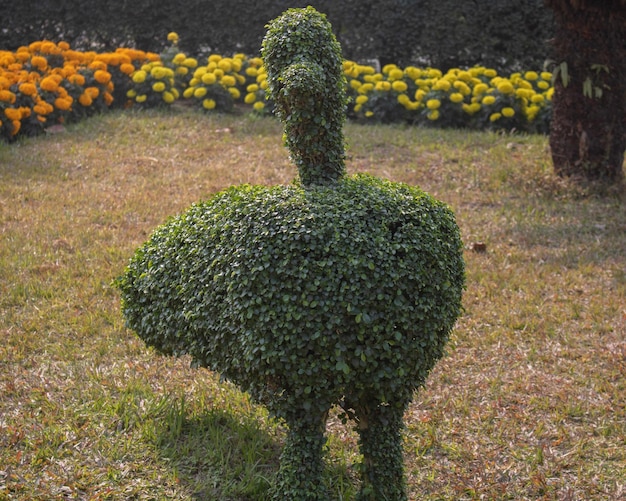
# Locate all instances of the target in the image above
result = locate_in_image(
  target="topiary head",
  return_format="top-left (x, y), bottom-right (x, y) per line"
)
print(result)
top-left (262, 6), bottom-right (347, 187)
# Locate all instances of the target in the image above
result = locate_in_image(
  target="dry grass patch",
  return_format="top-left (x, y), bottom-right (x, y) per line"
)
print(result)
top-left (1, 108), bottom-right (625, 500)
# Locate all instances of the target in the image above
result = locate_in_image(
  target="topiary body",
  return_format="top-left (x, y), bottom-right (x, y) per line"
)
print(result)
top-left (117, 7), bottom-right (465, 501)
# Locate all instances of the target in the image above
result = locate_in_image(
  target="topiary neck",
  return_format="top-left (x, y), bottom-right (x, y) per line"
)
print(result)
top-left (261, 7), bottom-right (347, 187)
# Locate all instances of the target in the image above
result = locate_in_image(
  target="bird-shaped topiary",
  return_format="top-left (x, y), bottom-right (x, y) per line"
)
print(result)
top-left (116, 7), bottom-right (465, 501)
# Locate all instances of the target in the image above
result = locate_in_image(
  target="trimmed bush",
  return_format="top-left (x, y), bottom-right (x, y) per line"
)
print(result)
top-left (117, 7), bottom-right (465, 500)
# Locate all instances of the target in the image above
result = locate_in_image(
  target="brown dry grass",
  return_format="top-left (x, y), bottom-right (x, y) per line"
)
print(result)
top-left (1, 108), bottom-right (625, 500)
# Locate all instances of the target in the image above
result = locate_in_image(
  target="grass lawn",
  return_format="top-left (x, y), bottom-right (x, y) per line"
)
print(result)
top-left (1, 108), bottom-right (625, 500)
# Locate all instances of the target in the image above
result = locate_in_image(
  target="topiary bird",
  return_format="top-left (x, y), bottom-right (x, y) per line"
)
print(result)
top-left (116, 7), bottom-right (465, 500)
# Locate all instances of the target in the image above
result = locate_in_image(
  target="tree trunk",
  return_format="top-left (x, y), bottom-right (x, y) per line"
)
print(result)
top-left (548, 4), bottom-right (626, 184)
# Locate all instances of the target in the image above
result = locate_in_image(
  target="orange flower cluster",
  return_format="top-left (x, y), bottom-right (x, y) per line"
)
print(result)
top-left (0, 40), bottom-right (158, 139)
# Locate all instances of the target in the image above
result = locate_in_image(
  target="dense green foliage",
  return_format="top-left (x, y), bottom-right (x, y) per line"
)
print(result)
top-left (262, 7), bottom-right (347, 186)
top-left (117, 7), bottom-right (464, 500)
top-left (3, 0), bottom-right (552, 72)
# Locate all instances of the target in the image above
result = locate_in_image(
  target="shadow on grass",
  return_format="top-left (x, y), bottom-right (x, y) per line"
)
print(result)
top-left (154, 397), bottom-right (358, 501)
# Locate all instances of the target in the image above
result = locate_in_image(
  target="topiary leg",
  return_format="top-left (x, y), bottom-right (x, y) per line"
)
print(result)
top-left (270, 410), bottom-right (329, 501)
top-left (354, 400), bottom-right (408, 501)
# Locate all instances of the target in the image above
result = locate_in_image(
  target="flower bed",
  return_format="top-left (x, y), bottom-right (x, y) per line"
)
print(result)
top-left (0, 33), bottom-right (553, 141)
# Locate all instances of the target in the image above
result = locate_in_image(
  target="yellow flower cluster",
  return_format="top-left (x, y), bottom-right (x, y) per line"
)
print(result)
top-left (0, 39), bottom-right (157, 139)
top-left (127, 60), bottom-right (180, 105)
top-left (343, 61), bottom-right (553, 132)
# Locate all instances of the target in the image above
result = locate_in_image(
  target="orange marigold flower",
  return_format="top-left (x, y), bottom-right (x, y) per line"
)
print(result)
top-left (88, 61), bottom-right (107, 71)
top-left (85, 86), bottom-right (100, 99)
top-left (119, 63), bottom-right (135, 75)
top-left (29, 41), bottom-right (43, 52)
top-left (18, 82), bottom-right (38, 97)
top-left (58, 41), bottom-right (70, 50)
top-left (68, 73), bottom-right (86, 86)
top-left (40, 41), bottom-right (61, 55)
top-left (0, 89), bottom-right (16, 103)
top-left (30, 55), bottom-right (49, 71)
top-left (79, 93), bottom-right (93, 107)
top-left (4, 107), bottom-right (21, 121)
top-left (11, 120), bottom-right (21, 136)
top-left (94, 69), bottom-right (111, 84)
top-left (54, 96), bottom-right (73, 111)
top-left (103, 92), bottom-right (114, 106)
top-left (33, 101), bottom-right (54, 115)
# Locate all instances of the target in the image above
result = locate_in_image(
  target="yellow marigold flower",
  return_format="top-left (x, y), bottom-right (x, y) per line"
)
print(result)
top-left (253, 101), bottom-right (265, 111)
top-left (221, 75), bottom-right (236, 87)
top-left (472, 83), bottom-right (489, 96)
top-left (246, 67), bottom-right (258, 77)
top-left (496, 81), bottom-right (514, 94)
top-left (54, 97), bottom-right (73, 111)
top-left (246, 83), bottom-right (259, 93)
top-left (540, 71), bottom-right (552, 81)
top-left (404, 66), bottom-right (422, 80)
top-left (39, 76), bottom-right (59, 93)
top-left (453, 81), bottom-right (471, 96)
top-left (203, 98), bottom-right (216, 110)
top-left (235, 74), bottom-right (245, 85)
top-left (502, 107), bottom-right (515, 117)
top-left (244, 92), bottom-right (256, 104)
top-left (433, 79), bottom-right (451, 92)
top-left (162, 91), bottom-right (175, 103)
top-left (484, 69), bottom-right (497, 78)
top-left (531, 94), bottom-right (545, 104)
top-left (202, 72), bottom-right (217, 85)
top-left (167, 32), bottom-right (179, 43)
top-left (426, 99), bottom-right (441, 110)
top-left (427, 110), bottom-right (440, 120)
top-left (172, 53), bottom-right (186, 65)
top-left (359, 83), bottom-right (374, 94)
top-left (208, 54), bottom-right (222, 63)
top-left (152, 82), bottom-right (166, 92)
top-left (526, 105), bottom-right (540, 121)
top-left (389, 68), bottom-right (404, 81)
top-left (94, 70), bottom-right (111, 84)
top-left (489, 112), bottom-right (501, 122)
top-left (183, 87), bottom-right (195, 98)
top-left (18, 82), bottom-right (38, 97)
top-left (397, 94), bottom-right (410, 106)
top-left (355, 95), bottom-right (368, 105)
top-left (194, 87), bottom-right (207, 98)
top-left (151, 66), bottom-right (166, 79)
top-left (365, 110), bottom-right (374, 117)
top-left (546, 88), bottom-right (554, 100)
top-left (537, 80), bottom-right (550, 90)
top-left (354, 103), bottom-right (363, 113)
top-left (218, 59), bottom-right (232, 72)
top-left (372, 80), bottom-right (391, 94)
top-left (228, 87), bottom-right (240, 99)
top-left (183, 58), bottom-right (198, 68)
top-left (457, 70), bottom-right (472, 82)
top-left (213, 68), bottom-right (224, 79)
top-left (382, 63), bottom-right (398, 74)
top-left (171, 88), bottom-right (179, 99)
top-left (391, 80), bottom-right (408, 92)
top-left (127, 89), bottom-right (137, 98)
top-left (482, 95), bottom-right (496, 106)
top-left (414, 89), bottom-right (426, 101)
top-left (350, 79), bottom-right (362, 90)
top-left (260, 80), bottom-right (268, 90)
top-left (449, 92), bottom-right (464, 103)
top-left (427, 68), bottom-right (442, 79)
top-left (136, 94), bottom-right (147, 103)
top-left (79, 92), bottom-right (93, 107)
top-left (175, 66), bottom-right (189, 76)
top-left (524, 71), bottom-right (538, 81)
top-left (132, 70), bottom-right (147, 84)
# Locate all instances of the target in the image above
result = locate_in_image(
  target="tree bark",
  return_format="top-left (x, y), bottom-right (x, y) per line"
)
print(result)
top-left (548, 3), bottom-right (626, 184)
